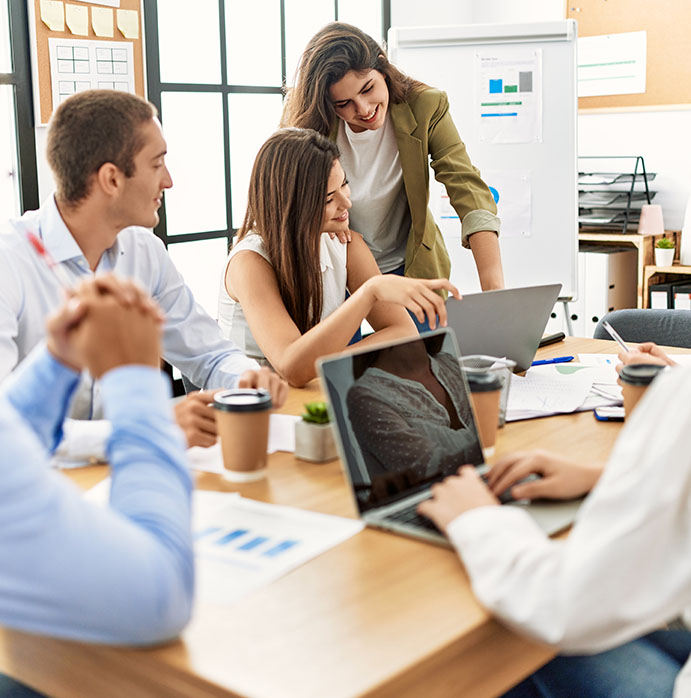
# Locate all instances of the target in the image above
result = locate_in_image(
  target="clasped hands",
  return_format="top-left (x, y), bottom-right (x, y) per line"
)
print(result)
top-left (46, 274), bottom-right (288, 448)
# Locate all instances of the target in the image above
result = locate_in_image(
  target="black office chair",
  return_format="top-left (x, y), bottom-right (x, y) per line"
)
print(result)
top-left (181, 375), bottom-right (201, 394)
top-left (593, 309), bottom-right (691, 348)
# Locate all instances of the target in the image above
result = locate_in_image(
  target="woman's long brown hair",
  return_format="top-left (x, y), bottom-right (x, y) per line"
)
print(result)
top-left (281, 22), bottom-right (427, 135)
top-left (236, 128), bottom-right (340, 334)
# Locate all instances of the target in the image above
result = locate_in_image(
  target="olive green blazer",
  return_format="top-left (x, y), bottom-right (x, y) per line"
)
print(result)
top-left (331, 88), bottom-right (499, 281)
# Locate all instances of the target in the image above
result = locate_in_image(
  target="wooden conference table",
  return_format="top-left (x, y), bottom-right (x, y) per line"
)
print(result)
top-left (0, 337), bottom-right (679, 698)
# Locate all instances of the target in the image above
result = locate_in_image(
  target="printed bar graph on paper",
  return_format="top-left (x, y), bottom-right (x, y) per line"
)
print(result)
top-left (489, 79), bottom-right (502, 94)
top-left (262, 540), bottom-right (299, 557)
top-left (504, 84), bottom-right (518, 93)
top-left (519, 71), bottom-right (533, 92)
top-left (195, 526), bottom-right (222, 541)
top-left (215, 529), bottom-right (249, 546)
top-left (237, 536), bottom-right (269, 551)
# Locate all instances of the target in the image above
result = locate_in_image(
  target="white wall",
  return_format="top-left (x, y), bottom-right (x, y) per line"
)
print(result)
top-left (390, 0), bottom-right (472, 28)
top-left (390, 0), bottom-right (691, 230)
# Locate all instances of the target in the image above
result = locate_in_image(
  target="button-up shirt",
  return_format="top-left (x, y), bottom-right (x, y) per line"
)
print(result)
top-left (447, 365), bottom-right (691, 697)
top-left (0, 196), bottom-right (258, 460)
top-left (0, 346), bottom-right (193, 644)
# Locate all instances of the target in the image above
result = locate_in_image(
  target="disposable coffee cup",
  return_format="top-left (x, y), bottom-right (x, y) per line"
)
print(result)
top-left (618, 364), bottom-right (665, 418)
top-left (466, 372), bottom-right (503, 456)
top-left (213, 388), bottom-right (272, 482)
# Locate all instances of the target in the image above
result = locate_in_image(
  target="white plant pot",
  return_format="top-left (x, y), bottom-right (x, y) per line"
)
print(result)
top-left (294, 421), bottom-right (338, 463)
top-left (654, 247), bottom-right (675, 267)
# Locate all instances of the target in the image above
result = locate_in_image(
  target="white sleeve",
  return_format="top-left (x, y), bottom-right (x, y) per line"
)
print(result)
top-left (0, 249), bottom-right (23, 380)
top-left (448, 365), bottom-right (691, 653)
top-left (52, 419), bottom-right (112, 466)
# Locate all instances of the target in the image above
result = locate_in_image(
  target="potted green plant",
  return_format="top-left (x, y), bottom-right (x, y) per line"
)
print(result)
top-left (654, 237), bottom-right (675, 267)
top-left (294, 401), bottom-right (338, 463)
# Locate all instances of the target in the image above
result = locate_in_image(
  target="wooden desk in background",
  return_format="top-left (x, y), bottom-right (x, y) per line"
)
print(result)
top-left (1, 338), bottom-right (682, 698)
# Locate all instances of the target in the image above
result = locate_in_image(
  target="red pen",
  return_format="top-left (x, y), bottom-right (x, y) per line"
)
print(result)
top-left (26, 232), bottom-right (73, 291)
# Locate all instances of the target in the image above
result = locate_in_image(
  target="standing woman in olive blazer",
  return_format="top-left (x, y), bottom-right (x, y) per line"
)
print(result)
top-left (281, 22), bottom-right (504, 293)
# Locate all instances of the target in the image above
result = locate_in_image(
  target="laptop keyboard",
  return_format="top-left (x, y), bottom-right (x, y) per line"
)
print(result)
top-left (386, 505), bottom-right (439, 532)
top-left (385, 474), bottom-right (517, 532)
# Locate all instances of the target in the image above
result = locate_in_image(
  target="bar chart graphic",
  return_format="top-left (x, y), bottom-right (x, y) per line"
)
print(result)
top-left (195, 524), bottom-right (300, 560)
top-left (475, 50), bottom-right (543, 144)
top-left (193, 493), bottom-right (363, 604)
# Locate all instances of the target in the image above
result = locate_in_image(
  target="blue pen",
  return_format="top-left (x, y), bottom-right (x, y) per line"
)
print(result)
top-left (531, 355), bottom-right (575, 366)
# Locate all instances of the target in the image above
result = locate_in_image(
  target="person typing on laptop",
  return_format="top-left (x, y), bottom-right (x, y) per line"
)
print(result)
top-left (418, 362), bottom-right (691, 697)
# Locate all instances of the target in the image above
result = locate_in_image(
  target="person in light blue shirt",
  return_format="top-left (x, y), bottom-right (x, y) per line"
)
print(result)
top-left (0, 89), bottom-right (287, 460)
top-left (0, 275), bottom-right (193, 645)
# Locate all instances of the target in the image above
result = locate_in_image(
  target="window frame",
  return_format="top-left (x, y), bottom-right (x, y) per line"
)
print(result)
top-left (143, 0), bottom-right (391, 250)
top-left (1, 0), bottom-right (39, 213)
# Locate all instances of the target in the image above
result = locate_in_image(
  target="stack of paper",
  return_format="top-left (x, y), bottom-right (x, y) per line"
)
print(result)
top-left (505, 363), bottom-right (620, 421)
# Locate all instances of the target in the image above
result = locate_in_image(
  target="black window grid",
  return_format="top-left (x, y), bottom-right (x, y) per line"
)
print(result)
top-left (143, 0), bottom-right (391, 253)
top-left (2, 0), bottom-right (39, 213)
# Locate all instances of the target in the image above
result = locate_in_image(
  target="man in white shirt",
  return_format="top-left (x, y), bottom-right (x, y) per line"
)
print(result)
top-left (0, 90), bottom-right (287, 459)
top-left (419, 357), bottom-right (691, 697)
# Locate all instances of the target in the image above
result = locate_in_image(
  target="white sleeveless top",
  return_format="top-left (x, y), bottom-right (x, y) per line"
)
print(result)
top-left (217, 232), bottom-right (348, 362)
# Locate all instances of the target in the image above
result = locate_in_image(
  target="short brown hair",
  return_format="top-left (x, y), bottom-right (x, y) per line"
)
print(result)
top-left (47, 90), bottom-right (157, 203)
top-left (281, 22), bottom-right (427, 135)
top-left (237, 128), bottom-right (339, 334)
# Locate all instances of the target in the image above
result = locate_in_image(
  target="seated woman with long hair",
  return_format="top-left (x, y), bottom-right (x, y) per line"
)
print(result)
top-left (218, 128), bottom-right (459, 387)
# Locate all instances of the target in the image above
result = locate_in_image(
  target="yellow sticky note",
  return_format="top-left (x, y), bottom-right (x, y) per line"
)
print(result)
top-left (116, 9), bottom-right (139, 40)
top-left (40, 0), bottom-right (65, 32)
top-left (65, 3), bottom-right (88, 36)
top-left (91, 6), bottom-right (114, 38)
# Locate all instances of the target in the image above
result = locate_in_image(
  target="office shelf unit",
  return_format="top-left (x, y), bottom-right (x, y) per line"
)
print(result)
top-left (578, 156), bottom-right (656, 234)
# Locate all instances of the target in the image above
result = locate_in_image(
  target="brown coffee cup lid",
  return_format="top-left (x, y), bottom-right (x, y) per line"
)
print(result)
top-left (619, 364), bottom-right (666, 387)
top-left (466, 372), bottom-right (503, 392)
top-left (213, 388), bottom-right (272, 412)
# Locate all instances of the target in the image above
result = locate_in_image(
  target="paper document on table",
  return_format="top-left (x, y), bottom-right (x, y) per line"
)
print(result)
top-left (506, 364), bottom-right (619, 421)
top-left (188, 414), bottom-right (301, 474)
top-left (507, 365), bottom-right (592, 420)
top-left (579, 354), bottom-right (691, 368)
top-left (194, 493), bottom-right (363, 605)
top-left (86, 482), bottom-right (363, 605)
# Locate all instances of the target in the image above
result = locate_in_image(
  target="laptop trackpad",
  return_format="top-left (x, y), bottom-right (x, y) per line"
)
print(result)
top-left (509, 498), bottom-right (582, 536)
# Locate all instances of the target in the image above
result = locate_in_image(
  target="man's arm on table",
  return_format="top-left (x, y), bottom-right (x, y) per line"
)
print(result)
top-left (421, 367), bottom-right (691, 654)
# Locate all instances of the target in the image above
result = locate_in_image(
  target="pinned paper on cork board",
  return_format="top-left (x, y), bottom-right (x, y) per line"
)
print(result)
top-left (30, 0), bottom-right (145, 125)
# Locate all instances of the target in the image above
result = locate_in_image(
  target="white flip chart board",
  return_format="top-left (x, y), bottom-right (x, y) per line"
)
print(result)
top-left (389, 21), bottom-right (578, 299)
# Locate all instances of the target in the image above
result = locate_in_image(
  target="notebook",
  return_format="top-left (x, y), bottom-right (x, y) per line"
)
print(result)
top-left (318, 329), bottom-right (580, 547)
top-left (446, 284), bottom-right (562, 372)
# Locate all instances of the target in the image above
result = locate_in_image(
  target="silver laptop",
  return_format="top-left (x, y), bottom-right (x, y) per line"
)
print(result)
top-left (318, 329), bottom-right (580, 547)
top-left (446, 284), bottom-right (562, 372)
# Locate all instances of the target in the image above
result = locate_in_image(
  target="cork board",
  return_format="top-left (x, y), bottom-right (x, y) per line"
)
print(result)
top-left (567, 0), bottom-right (691, 111)
top-left (30, 0), bottom-right (145, 124)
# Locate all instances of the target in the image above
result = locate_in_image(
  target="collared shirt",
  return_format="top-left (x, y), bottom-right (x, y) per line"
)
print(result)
top-left (447, 365), bottom-right (691, 697)
top-left (0, 196), bottom-right (258, 459)
top-left (0, 346), bottom-right (193, 645)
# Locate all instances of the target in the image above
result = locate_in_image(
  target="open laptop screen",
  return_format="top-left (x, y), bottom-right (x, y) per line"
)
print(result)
top-left (319, 330), bottom-right (484, 514)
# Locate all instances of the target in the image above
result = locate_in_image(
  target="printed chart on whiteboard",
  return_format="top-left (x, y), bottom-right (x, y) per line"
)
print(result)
top-left (475, 49), bottom-right (543, 144)
top-left (48, 37), bottom-right (134, 106)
